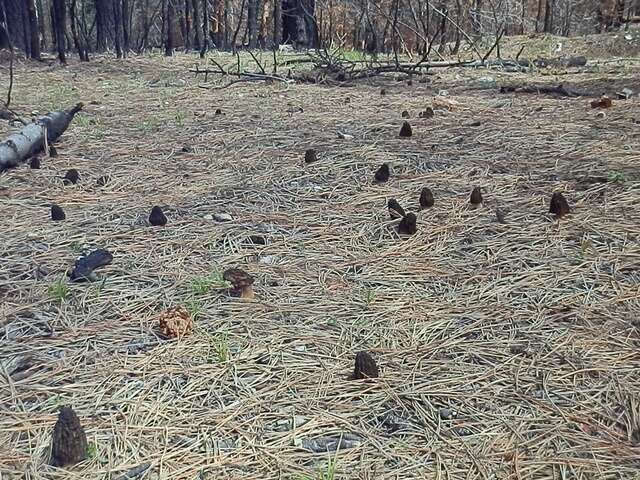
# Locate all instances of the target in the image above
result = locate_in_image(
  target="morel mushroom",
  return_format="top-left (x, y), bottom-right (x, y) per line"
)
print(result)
top-left (63, 169), bottom-right (80, 185)
top-left (388, 198), bottom-right (406, 219)
top-left (374, 163), bottom-right (390, 183)
top-left (158, 305), bottom-right (193, 338)
top-left (398, 213), bottom-right (417, 235)
top-left (304, 149), bottom-right (318, 164)
top-left (30, 157), bottom-right (41, 169)
top-left (50, 406), bottom-right (88, 467)
top-left (549, 192), bottom-right (570, 218)
top-left (399, 121), bottom-right (413, 137)
top-left (470, 187), bottom-right (483, 206)
top-left (51, 204), bottom-right (66, 221)
top-left (149, 206), bottom-right (167, 226)
top-left (223, 268), bottom-right (255, 299)
top-left (352, 351), bottom-right (379, 379)
top-left (419, 107), bottom-right (434, 119)
top-left (419, 187), bottom-right (434, 209)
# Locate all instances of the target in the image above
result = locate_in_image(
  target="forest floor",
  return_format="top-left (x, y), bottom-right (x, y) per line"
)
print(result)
top-left (1, 32), bottom-right (640, 480)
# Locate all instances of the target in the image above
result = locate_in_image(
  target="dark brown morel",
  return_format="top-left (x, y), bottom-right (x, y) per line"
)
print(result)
top-left (304, 149), bottom-right (318, 164)
top-left (388, 198), bottom-right (406, 219)
top-left (419, 187), bottom-right (434, 209)
top-left (419, 107), bottom-right (434, 119)
top-left (63, 169), bottom-right (80, 185)
top-left (470, 186), bottom-right (483, 206)
top-left (398, 212), bottom-right (417, 235)
top-left (380, 88), bottom-right (387, 95)
top-left (50, 406), bottom-right (88, 467)
top-left (401, 110), bottom-right (410, 118)
top-left (30, 157), bottom-right (41, 169)
top-left (374, 163), bottom-right (390, 183)
top-left (352, 351), bottom-right (379, 379)
top-left (51, 204), bottom-right (65, 221)
top-left (399, 121), bottom-right (413, 137)
top-left (149, 206), bottom-right (167, 226)
top-left (549, 192), bottom-right (570, 217)
top-left (215, 108), bottom-right (223, 115)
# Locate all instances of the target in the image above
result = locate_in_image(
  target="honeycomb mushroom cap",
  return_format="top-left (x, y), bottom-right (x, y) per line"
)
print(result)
top-left (158, 305), bottom-right (193, 338)
top-left (223, 268), bottom-right (254, 288)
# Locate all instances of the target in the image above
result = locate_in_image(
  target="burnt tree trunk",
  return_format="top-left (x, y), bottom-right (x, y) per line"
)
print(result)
top-left (95, 0), bottom-right (109, 51)
top-left (273, 0), bottom-right (282, 46)
top-left (224, 0), bottom-right (230, 48)
top-left (183, 0), bottom-right (191, 49)
top-left (247, 0), bottom-right (260, 47)
top-left (199, 0), bottom-right (208, 56)
top-left (70, 0), bottom-right (89, 60)
top-left (52, 0), bottom-right (67, 64)
top-left (282, 0), bottom-right (318, 48)
top-left (191, 0), bottom-right (201, 49)
top-left (165, 0), bottom-right (174, 55)
top-left (544, 0), bottom-right (554, 32)
top-left (113, 0), bottom-right (124, 58)
top-left (0, 0), bottom-right (29, 54)
top-left (232, 0), bottom-right (247, 49)
top-left (26, 0), bottom-right (41, 59)
top-left (122, 0), bottom-right (130, 51)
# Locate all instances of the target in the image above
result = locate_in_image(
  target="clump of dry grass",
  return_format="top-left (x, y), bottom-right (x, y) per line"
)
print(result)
top-left (0, 48), bottom-right (639, 479)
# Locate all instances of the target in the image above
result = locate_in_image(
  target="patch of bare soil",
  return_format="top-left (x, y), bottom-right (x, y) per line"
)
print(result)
top-left (1, 47), bottom-right (639, 479)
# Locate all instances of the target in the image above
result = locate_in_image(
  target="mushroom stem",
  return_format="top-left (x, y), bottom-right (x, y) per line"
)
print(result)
top-left (240, 286), bottom-right (255, 299)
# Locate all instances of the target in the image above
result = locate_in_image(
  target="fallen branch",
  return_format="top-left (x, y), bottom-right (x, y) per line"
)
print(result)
top-left (499, 84), bottom-right (583, 97)
top-left (191, 66), bottom-right (293, 88)
top-left (0, 103), bottom-right (83, 171)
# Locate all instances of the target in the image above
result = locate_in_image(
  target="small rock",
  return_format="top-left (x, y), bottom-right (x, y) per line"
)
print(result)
top-left (203, 214), bottom-right (214, 220)
top-left (213, 213), bottom-right (233, 222)
top-left (294, 345), bottom-right (306, 352)
top-left (439, 407), bottom-right (456, 420)
top-left (476, 76), bottom-right (496, 87)
top-left (259, 255), bottom-right (278, 265)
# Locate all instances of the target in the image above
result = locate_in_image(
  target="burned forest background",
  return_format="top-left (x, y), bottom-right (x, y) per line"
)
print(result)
top-left (0, 0), bottom-right (639, 63)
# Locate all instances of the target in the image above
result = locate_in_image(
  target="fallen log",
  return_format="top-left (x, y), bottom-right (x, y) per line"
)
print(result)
top-left (0, 103), bottom-right (83, 171)
top-left (499, 84), bottom-right (583, 97)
